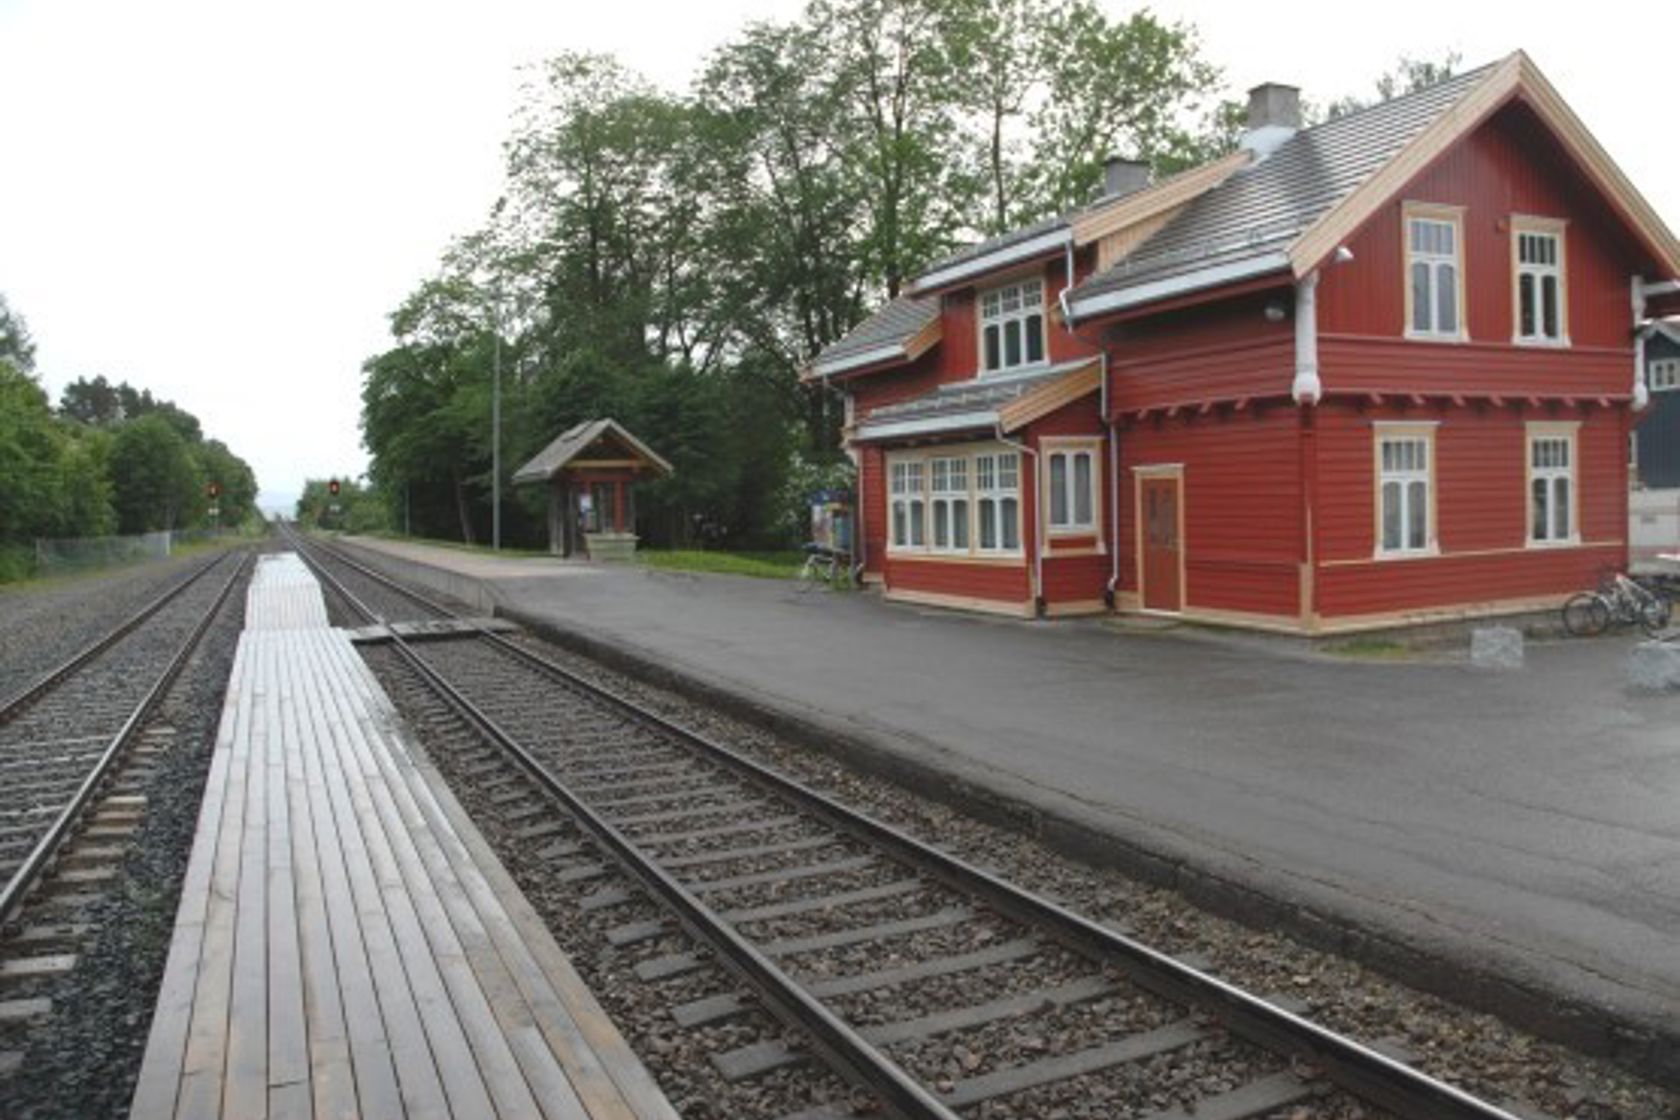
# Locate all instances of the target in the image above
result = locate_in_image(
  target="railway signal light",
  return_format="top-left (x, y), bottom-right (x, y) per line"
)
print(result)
top-left (207, 482), bottom-right (220, 500)
top-left (328, 478), bottom-right (341, 497)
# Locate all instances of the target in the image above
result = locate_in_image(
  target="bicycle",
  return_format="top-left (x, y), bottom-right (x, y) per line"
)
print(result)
top-left (1561, 570), bottom-right (1673, 637)
top-left (795, 544), bottom-right (851, 593)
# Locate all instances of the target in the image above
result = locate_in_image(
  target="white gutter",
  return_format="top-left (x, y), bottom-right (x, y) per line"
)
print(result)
top-left (1633, 277), bottom-right (1650, 411)
top-left (812, 341), bottom-right (907, 378)
top-left (1067, 251), bottom-right (1292, 323)
top-left (854, 409), bottom-right (999, 443)
top-left (994, 423), bottom-right (1043, 613)
top-left (1292, 270), bottom-right (1322, 405)
top-left (1104, 352), bottom-right (1121, 602)
top-left (911, 228), bottom-right (1074, 294)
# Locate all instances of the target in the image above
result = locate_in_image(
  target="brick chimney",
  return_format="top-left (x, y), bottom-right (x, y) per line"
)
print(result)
top-left (1240, 83), bottom-right (1301, 158)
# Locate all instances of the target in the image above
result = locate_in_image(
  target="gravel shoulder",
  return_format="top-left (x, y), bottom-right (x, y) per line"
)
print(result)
top-left (0, 548), bottom-right (235, 707)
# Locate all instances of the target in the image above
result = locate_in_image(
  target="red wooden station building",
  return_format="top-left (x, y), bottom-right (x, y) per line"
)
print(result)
top-left (811, 52), bottom-right (1680, 633)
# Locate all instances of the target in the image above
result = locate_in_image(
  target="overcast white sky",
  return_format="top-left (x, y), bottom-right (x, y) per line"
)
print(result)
top-left (2, 0), bottom-right (1675, 514)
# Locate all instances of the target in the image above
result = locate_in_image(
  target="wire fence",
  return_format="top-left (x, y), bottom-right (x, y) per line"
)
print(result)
top-left (32, 527), bottom-right (237, 575)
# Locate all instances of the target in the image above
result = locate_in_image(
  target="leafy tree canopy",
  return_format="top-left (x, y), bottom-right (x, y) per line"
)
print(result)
top-left (0, 294), bottom-right (35, 373)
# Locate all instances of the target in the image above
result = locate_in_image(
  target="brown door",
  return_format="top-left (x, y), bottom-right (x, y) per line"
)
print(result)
top-left (1141, 475), bottom-right (1182, 612)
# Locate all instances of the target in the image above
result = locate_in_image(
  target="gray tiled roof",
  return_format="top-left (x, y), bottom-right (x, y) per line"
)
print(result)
top-left (858, 361), bottom-right (1085, 430)
top-left (512, 418), bottom-right (672, 484)
top-left (914, 212), bottom-right (1070, 282)
top-left (811, 296), bottom-right (939, 372)
top-left (1074, 64), bottom-right (1496, 303)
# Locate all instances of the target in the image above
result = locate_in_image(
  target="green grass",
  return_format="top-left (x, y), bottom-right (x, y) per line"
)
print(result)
top-left (1325, 637), bottom-right (1414, 659)
top-left (637, 549), bottom-right (806, 579)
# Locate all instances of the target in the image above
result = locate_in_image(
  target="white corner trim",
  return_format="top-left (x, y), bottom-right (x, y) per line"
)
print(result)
top-left (813, 341), bottom-right (908, 378)
top-left (1067, 251), bottom-right (1292, 322)
top-left (910, 228), bottom-right (1075, 294)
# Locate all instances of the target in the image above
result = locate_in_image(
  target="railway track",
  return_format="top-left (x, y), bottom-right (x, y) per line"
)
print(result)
top-left (0, 548), bottom-right (248, 1077)
top-left (294, 532), bottom-right (1537, 1120)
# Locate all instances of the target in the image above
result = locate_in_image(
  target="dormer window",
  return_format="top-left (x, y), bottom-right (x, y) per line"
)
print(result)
top-left (1512, 217), bottom-right (1568, 345)
top-left (980, 278), bottom-right (1046, 375)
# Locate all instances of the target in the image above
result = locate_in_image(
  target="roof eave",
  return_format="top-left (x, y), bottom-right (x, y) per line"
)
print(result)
top-left (1066, 252), bottom-right (1293, 324)
top-left (908, 228), bottom-right (1074, 295)
top-left (853, 410), bottom-right (1000, 443)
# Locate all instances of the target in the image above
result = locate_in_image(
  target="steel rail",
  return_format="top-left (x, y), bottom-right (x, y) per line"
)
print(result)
top-left (0, 550), bottom-right (248, 932)
top-left (297, 532), bottom-right (1528, 1120)
top-left (0, 550), bottom-right (228, 725)
top-left (292, 538), bottom-right (961, 1120)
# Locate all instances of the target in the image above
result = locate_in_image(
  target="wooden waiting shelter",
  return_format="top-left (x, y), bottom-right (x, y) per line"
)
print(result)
top-left (512, 418), bottom-right (672, 560)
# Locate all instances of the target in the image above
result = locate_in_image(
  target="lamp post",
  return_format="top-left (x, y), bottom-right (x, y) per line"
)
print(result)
top-left (492, 318), bottom-right (502, 552)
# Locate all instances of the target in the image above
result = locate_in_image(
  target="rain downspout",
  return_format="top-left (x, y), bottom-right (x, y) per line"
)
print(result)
top-left (994, 423), bottom-right (1043, 615)
top-left (1632, 277), bottom-right (1651, 412)
top-left (1103, 352), bottom-right (1120, 606)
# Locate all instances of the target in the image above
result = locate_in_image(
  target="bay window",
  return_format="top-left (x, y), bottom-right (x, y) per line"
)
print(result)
top-left (889, 447), bottom-right (1020, 556)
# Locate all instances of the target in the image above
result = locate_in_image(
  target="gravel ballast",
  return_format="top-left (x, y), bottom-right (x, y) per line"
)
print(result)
top-left (0, 551), bottom-right (252, 1120)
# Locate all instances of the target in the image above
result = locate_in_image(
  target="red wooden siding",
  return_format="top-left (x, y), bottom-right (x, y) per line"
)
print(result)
top-left (1312, 399), bottom-right (1627, 618)
top-left (1107, 294), bottom-right (1293, 414)
top-left (1318, 336), bottom-right (1629, 399)
top-left (1318, 103), bottom-right (1638, 351)
top-left (1118, 407), bottom-right (1302, 619)
top-left (1028, 394), bottom-right (1112, 606)
top-left (859, 444), bottom-right (887, 576)
top-left (885, 557), bottom-right (1032, 603)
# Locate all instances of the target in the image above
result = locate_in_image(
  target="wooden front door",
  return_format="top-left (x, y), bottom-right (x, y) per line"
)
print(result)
top-left (1140, 474), bottom-right (1182, 612)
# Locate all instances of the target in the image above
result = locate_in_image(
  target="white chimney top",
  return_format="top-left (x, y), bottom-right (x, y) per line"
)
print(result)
top-left (1101, 156), bottom-right (1151, 199)
top-left (1240, 82), bottom-right (1301, 159)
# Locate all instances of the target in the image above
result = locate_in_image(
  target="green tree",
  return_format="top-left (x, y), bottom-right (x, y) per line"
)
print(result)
top-left (109, 414), bottom-right (199, 532)
top-left (1324, 52), bottom-right (1462, 120)
top-left (195, 438), bottom-right (259, 526)
top-left (0, 362), bottom-right (67, 539)
top-left (0, 295), bottom-right (37, 373)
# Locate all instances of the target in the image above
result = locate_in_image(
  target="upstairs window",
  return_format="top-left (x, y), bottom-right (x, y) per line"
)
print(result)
top-left (1514, 218), bottom-right (1567, 345)
top-left (1404, 205), bottom-right (1464, 340)
top-left (980, 278), bottom-right (1046, 374)
top-left (1528, 426), bottom-right (1577, 545)
top-left (1649, 356), bottom-right (1679, 392)
top-left (1375, 427), bottom-right (1435, 556)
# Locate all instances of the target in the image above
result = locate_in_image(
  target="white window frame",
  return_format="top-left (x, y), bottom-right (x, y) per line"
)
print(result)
top-left (1373, 423), bottom-right (1438, 558)
top-left (889, 459), bottom-right (925, 550)
top-left (1043, 441), bottom-right (1100, 537)
top-left (1526, 422), bottom-right (1579, 547)
top-left (928, 456), bottom-right (970, 553)
top-left (887, 446), bottom-right (1022, 558)
top-left (1403, 203), bottom-right (1466, 342)
top-left (1650, 356), bottom-right (1680, 392)
top-left (1512, 216), bottom-right (1568, 347)
top-left (974, 451), bottom-right (1021, 554)
top-left (979, 277), bottom-right (1048, 376)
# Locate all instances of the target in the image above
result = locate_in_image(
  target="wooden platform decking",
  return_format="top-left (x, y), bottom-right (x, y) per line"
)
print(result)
top-left (131, 554), bottom-right (677, 1119)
